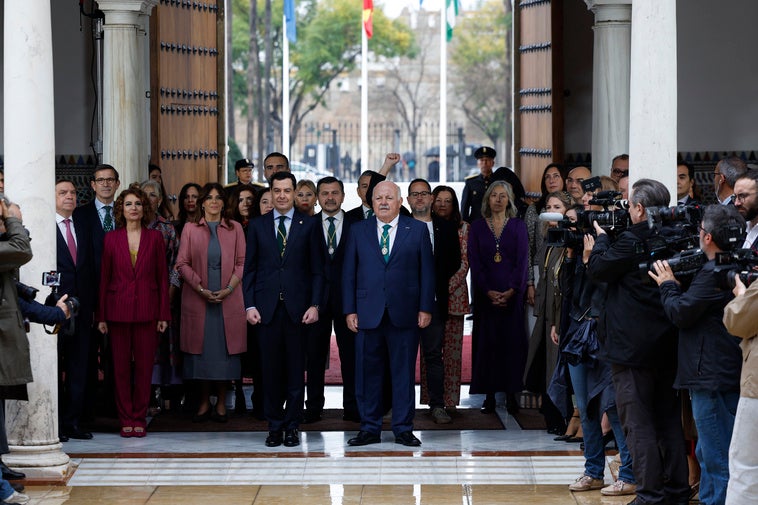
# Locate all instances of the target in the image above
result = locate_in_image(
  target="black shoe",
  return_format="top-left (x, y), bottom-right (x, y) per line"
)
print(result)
top-left (505, 394), bottom-right (520, 415)
top-left (9, 481), bottom-right (24, 492)
top-left (347, 430), bottom-right (381, 446)
top-left (265, 431), bottom-right (283, 447)
top-left (283, 429), bottom-right (300, 447)
top-left (553, 434), bottom-right (573, 442)
top-left (342, 411), bottom-right (361, 423)
top-left (394, 431), bottom-right (421, 447)
top-left (192, 410), bottom-right (211, 423)
top-left (59, 434), bottom-right (70, 443)
top-left (602, 430), bottom-right (616, 449)
top-left (1, 462), bottom-right (25, 480)
top-left (61, 427), bottom-right (93, 440)
top-left (302, 411), bottom-right (322, 424)
top-left (480, 398), bottom-right (495, 414)
top-left (211, 409), bottom-right (228, 423)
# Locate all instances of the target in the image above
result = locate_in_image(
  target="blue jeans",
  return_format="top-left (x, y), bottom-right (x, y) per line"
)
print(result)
top-left (690, 389), bottom-right (739, 505)
top-left (0, 478), bottom-right (14, 501)
top-left (569, 362), bottom-right (635, 483)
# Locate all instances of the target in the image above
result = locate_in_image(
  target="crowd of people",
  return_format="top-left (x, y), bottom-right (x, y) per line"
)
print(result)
top-left (1, 148), bottom-right (757, 505)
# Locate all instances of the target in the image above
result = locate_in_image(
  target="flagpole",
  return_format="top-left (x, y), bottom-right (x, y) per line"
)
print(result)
top-left (282, 14), bottom-right (291, 158)
top-left (439, 1), bottom-right (447, 184)
top-left (361, 26), bottom-right (369, 172)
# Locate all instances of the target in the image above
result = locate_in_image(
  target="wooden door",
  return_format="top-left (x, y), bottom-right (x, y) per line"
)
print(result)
top-left (513, 0), bottom-right (563, 193)
top-left (150, 0), bottom-right (225, 207)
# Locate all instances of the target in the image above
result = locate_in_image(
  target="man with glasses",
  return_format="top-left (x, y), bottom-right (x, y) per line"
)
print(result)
top-left (733, 170), bottom-right (758, 250)
top-left (566, 166), bottom-right (591, 202)
top-left (408, 178), bottom-right (460, 424)
top-left (610, 154), bottom-right (629, 183)
top-left (714, 156), bottom-right (748, 206)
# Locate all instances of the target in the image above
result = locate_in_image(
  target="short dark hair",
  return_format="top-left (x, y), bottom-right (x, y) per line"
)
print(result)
top-left (678, 162), bottom-right (694, 180)
top-left (630, 178), bottom-right (670, 209)
top-left (93, 163), bottom-right (119, 181)
top-left (611, 154), bottom-right (629, 165)
top-left (264, 152), bottom-right (290, 170)
top-left (148, 164), bottom-right (161, 175)
top-left (702, 204), bottom-right (746, 251)
top-left (114, 187), bottom-right (153, 228)
top-left (735, 168), bottom-right (758, 187)
top-left (409, 178), bottom-right (432, 193)
top-left (317, 176), bottom-right (344, 193)
top-left (271, 170), bottom-right (297, 188)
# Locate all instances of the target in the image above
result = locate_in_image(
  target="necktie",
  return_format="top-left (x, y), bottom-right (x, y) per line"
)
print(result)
top-left (277, 215), bottom-right (287, 257)
top-left (64, 218), bottom-right (77, 264)
top-left (103, 205), bottom-right (114, 232)
top-left (380, 224), bottom-right (391, 263)
top-left (326, 216), bottom-right (336, 258)
top-left (366, 208), bottom-right (374, 218)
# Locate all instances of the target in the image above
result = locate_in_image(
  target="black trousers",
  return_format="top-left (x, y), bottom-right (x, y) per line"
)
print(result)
top-left (258, 302), bottom-right (306, 432)
top-left (611, 365), bottom-right (690, 505)
top-left (418, 306), bottom-right (445, 409)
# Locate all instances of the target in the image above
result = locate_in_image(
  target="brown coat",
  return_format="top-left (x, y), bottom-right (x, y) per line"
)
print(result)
top-left (176, 218), bottom-right (246, 355)
top-left (723, 280), bottom-right (758, 399)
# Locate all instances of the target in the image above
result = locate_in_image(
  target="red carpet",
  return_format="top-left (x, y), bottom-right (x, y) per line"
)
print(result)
top-left (324, 334), bottom-right (472, 385)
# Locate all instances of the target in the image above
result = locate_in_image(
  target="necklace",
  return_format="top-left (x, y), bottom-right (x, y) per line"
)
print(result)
top-left (487, 217), bottom-right (508, 263)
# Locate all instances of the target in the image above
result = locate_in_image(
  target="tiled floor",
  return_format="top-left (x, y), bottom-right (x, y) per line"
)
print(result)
top-left (11, 386), bottom-right (647, 504)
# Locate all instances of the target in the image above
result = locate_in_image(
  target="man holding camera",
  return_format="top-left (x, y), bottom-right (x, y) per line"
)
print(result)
top-left (55, 179), bottom-right (96, 441)
top-left (649, 205), bottom-right (745, 505)
top-left (587, 179), bottom-right (689, 505)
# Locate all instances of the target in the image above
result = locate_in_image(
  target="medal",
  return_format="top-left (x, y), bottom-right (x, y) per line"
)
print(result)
top-left (381, 247), bottom-right (389, 255)
top-left (494, 252), bottom-right (502, 263)
top-left (328, 246), bottom-right (335, 255)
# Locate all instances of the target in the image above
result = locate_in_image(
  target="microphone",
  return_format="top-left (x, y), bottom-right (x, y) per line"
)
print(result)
top-left (539, 212), bottom-right (565, 222)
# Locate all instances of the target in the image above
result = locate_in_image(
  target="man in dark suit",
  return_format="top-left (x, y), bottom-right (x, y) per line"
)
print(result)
top-left (302, 176), bottom-right (359, 424)
top-left (243, 170), bottom-right (324, 448)
top-left (72, 164), bottom-right (120, 421)
top-left (676, 162), bottom-right (697, 205)
top-left (733, 170), bottom-right (758, 251)
top-left (408, 178), bottom-right (460, 424)
top-left (461, 146), bottom-right (496, 223)
top-left (55, 180), bottom-right (97, 440)
top-left (343, 181), bottom-right (435, 447)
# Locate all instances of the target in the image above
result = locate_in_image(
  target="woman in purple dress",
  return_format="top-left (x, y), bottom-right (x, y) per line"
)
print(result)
top-left (468, 180), bottom-right (529, 415)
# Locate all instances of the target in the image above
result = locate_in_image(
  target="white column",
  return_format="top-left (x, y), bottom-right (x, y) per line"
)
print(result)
top-left (585, 0), bottom-right (631, 177)
top-left (98, 0), bottom-right (158, 186)
top-left (3, 0), bottom-right (71, 479)
top-left (628, 0), bottom-right (677, 196)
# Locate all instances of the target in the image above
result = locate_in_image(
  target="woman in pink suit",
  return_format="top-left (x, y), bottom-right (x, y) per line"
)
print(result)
top-left (97, 187), bottom-right (170, 437)
top-left (175, 183), bottom-right (246, 423)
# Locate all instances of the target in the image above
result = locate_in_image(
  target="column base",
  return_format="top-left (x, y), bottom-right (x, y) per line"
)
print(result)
top-left (4, 442), bottom-right (72, 481)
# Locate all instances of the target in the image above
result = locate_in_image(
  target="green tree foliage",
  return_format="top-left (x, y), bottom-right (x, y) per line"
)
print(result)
top-left (450, 0), bottom-right (511, 148)
top-left (229, 0), bottom-right (416, 147)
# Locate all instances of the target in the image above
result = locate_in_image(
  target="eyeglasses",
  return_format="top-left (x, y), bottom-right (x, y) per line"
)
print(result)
top-left (409, 191), bottom-right (431, 198)
top-left (733, 192), bottom-right (756, 203)
top-left (698, 225), bottom-right (711, 235)
top-left (611, 168), bottom-right (629, 177)
top-left (94, 177), bottom-right (117, 185)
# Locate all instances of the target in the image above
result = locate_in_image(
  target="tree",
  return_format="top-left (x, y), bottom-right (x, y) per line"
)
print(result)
top-left (450, 0), bottom-right (511, 153)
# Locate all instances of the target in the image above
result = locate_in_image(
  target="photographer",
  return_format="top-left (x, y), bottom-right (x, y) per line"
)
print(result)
top-left (649, 205), bottom-right (744, 505)
top-left (722, 275), bottom-right (758, 505)
top-left (587, 178), bottom-right (689, 505)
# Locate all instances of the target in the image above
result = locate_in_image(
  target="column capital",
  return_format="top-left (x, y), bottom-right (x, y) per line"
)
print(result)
top-left (584, 0), bottom-right (632, 23)
top-left (97, 0), bottom-right (158, 24)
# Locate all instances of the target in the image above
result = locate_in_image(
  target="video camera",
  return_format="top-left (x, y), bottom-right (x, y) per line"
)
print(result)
top-left (713, 249), bottom-right (758, 290)
top-left (42, 271), bottom-right (80, 318)
top-left (544, 177), bottom-right (631, 248)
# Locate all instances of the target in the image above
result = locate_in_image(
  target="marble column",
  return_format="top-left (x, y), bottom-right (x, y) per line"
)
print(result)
top-left (3, 0), bottom-right (71, 479)
top-left (628, 0), bottom-right (677, 193)
top-left (98, 0), bottom-right (158, 186)
top-left (584, 0), bottom-right (632, 178)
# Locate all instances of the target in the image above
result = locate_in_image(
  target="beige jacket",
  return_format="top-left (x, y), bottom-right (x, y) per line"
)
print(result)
top-left (723, 280), bottom-right (758, 399)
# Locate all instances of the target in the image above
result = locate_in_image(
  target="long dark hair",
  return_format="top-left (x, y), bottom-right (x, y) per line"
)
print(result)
top-left (536, 163), bottom-right (567, 212)
top-left (226, 184), bottom-right (257, 226)
top-left (432, 185), bottom-right (463, 228)
top-left (114, 187), bottom-right (153, 228)
top-left (176, 182), bottom-right (202, 237)
top-left (199, 182), bottom-right (231, 227)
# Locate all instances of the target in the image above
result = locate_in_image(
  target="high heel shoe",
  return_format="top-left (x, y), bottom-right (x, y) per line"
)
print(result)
top-left (554, 414), bottom-right (580, 441)
top-left (193, 409), bottom-right (211, 423)
top-left (211, 407), bottom-right (228, 423)
top-left (480, 396), bottom-right (496, 414)
top-left (120, 426), bottom-right (134, 438)
top-left (133, 427), bottom-right (146, 438)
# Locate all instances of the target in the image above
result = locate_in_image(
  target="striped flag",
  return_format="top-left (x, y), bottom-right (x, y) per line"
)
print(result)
top-left (363, 0), bottom-right (373, 39)
top-left (284, 0), bottom-right (297, 43)
top-left (446, 0), bottom-right (460, 41)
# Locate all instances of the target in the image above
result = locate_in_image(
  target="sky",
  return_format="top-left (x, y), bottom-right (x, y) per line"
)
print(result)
top-left (381, 0), bottom-right (481, 19)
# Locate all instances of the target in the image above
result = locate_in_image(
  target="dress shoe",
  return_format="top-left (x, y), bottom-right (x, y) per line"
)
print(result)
top-left (265, 431), bottom-right (283, 447)
top-left (120, 427), bottom-right (134, 438)
top-left (61, 427), bottom-right (93, 440)
top-left (394, 431), bottom-right (421, 447)
top-left (301, 411), bottom-right (322, 424)
top-left (431, 407), bottom-right (452, 424)
top-left (133, 427), bottom-right (146, 438)
top-left (211, 409), bottom-right (228, 423)
top-left (342, 411), bottom-right (361, 423)
top-left (192, 410), bottom-right (211, 423)
top-left (480, 398), bottom-right (496, 414)
top-left (347, 430), bottom-right (381, 446)
top-left (59, 434), bottom-right (69, 443)
top-left (1, 462), bottom-right (25, 480)
top-left (505, 393), bottom-right (520, 415)
top-left (283, 429), bottom-right (300, 447)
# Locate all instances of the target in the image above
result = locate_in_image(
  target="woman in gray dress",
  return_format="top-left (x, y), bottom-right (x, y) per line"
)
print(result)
top-left (176, 183), bottom-right (247, 422)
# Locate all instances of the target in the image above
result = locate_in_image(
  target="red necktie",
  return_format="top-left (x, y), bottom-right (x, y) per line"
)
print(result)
top-left (64, 218), bottom-right (77, 264)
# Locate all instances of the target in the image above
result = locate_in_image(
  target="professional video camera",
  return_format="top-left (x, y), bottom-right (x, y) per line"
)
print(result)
top-left (713, 249), bottom-right (758, 290)
top-left (544, 177), bottom-right (631, 248)
top-left (42, 271), bottom-right (80, 317)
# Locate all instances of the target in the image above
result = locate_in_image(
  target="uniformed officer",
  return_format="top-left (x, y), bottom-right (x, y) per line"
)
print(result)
top-left (226, 158), bottom-right (265, 191)
top-left (461, 146), bottom-right (496, 223)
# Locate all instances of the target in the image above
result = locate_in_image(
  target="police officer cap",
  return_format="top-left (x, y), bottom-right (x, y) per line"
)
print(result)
top-left (474, 146), bottom-right (496, 159)
top-left (235, 158), bottom-right (254, 170)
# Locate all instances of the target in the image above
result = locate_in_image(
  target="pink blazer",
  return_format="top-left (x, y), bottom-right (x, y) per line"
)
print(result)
top-left (97, 227), bottom-right (171, 323)
top-left (175, 218), bottom-right (247, 355)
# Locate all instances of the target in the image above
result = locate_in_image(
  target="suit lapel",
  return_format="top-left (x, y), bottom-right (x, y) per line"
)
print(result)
top-left (282, 211), bottom-right (304, 263)
top-left (389, 218), bottom-right (412, 263)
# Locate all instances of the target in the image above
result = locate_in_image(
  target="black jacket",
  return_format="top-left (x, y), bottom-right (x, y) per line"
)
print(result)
top-left (658, 260), bottom-right (742, 391)
top-left (429, 215), bottom-right (461, 319)
top-left (587, 222), bottom-right (678, 369)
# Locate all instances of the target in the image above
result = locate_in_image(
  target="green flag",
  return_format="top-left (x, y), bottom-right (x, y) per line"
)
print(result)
top-left (446, 0), bottom-right (460, 41)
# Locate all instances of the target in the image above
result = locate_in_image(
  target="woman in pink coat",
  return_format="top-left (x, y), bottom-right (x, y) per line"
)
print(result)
top-left (97, 187), bottom-right (170, 437)
top-left (175, 183), bottom-right (246, 422)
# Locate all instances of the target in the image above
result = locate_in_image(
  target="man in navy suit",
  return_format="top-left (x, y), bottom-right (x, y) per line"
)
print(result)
top-left (243, 171), bottom-right (324, 448)
top-left (302, 176), bottom-right (359, 424)
top-left (343, 181), bottom-right (435, 447)
top-left (55, 179), bottom-right (97, 440)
